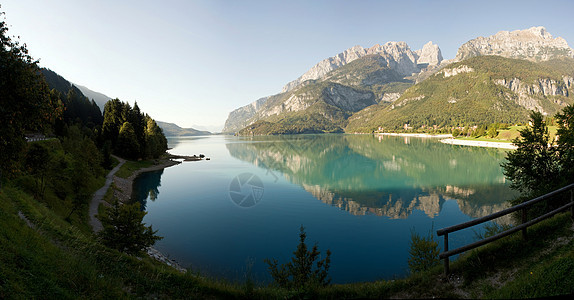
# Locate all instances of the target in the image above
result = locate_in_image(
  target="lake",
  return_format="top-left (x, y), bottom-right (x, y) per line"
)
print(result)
top-left (132, 134), bottom-right (517, 284)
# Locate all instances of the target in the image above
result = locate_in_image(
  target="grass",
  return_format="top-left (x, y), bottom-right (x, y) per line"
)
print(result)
top-left (452, 211), bottom-right (574, 298)
top-left (0, 184), bottom-right (244, 299)
top-left (456, 125), bottom-right (558, 143)
top-left (114, 160), bottom-right (155, 179)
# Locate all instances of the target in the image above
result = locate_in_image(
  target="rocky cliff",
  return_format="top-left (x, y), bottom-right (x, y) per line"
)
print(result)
top-left (226, 41), bottom-right (431, 134)
top-left (415, 41), bottom-right (443, 66)
top-left (455, 26), bottom-right (574, 62)
top-left (223, 96), bottom-right (271, 133)
top-left (256, 83), bottom-right (376, 119)
top-left (226, 26), bottom-right (574, 135)
top-left (281, 41), bottom-right (430, 93)
top-left (493, 76), bottom-right (574, 114)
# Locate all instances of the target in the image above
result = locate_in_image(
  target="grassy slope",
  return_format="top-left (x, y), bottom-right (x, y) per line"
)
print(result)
top-left (0, 178), bottom-right (242, 299)
top-left (455, 125), bottom-right (558, 143)
top-left (347, 56), bottom-right (574, 133)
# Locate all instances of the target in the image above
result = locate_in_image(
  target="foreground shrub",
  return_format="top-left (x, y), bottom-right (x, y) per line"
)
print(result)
top-left (265, 225), bottom-right (331, 291)
top-left (408, 228), bottom-right (440, 273)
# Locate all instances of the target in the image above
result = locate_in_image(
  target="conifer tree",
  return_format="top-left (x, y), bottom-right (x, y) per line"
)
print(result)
top-left (97, 200), bottom-right (162, 255)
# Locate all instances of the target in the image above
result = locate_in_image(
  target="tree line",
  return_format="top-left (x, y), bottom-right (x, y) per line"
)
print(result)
top-left (101, 99), bottom-right (167, 160)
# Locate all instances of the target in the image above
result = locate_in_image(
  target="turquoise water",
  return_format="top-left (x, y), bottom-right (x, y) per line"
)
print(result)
top-left (133, 134), bottom-right (517, 283)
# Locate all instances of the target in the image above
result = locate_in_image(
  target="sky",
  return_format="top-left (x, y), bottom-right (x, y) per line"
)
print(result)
top-left (3, 0), bottom-right (574, 132)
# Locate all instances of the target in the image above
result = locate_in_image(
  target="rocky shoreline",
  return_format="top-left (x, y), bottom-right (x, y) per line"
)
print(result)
top-left (146, 247), bottom-right (187, 273)
top-left (112, 159), bottom-right (181, 203)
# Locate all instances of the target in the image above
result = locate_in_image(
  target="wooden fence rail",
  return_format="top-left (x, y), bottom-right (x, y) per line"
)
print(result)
top-left (436, 183), bottom-right (574, 274)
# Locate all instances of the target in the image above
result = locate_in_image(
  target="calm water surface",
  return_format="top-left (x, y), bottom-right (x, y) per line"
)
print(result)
top-left (133, 134), bottom-right (517, 283)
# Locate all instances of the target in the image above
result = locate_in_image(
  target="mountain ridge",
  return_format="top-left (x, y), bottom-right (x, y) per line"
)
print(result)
top-left (225, 26), bottom-right (574, 135)
top-left (156, 121), bottom-right (211, 136)
top-left (75, 84), bottom-right (112, 111)
top-left (223, 41), bottom-right (435, 134)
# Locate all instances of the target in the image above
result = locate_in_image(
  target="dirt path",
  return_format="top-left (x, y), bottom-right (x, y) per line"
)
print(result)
top-left (89, 155), bottom-right (126, 232)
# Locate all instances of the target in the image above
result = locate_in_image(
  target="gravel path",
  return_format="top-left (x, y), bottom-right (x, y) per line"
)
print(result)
top-left (89, 156), bottom-right (126, 232)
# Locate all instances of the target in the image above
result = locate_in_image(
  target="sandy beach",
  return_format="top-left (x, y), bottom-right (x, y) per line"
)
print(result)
top-left (440, 138), bottom-right (518, 149)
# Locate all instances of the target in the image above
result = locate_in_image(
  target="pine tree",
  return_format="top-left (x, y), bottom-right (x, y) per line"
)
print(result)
top-left (264, 226), bottom-right (331, 290)
top-left (97, 200), bottom-right (162, 255)
top-left (117, 122), bottom-right (140, 159)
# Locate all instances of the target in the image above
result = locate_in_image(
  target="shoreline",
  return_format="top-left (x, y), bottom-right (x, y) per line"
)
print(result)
top-left (440, 138), bottom-right (518, 149)
top-left (375, 132), bottom-right (518, 149)
top-left (110, 157), bottom-right (188, 273)
top-left (376, 132), bottom-right (452, 138)
top-left (112, 158), bottom-right (181, 203)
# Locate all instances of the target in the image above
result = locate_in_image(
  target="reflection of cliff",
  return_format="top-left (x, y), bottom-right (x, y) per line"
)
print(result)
top-left (304, 183), bottom-right (515, 224)
top-left (304, 184), bottom-right (444, 219)
top-left (226, 134), bottom-right (516, 220)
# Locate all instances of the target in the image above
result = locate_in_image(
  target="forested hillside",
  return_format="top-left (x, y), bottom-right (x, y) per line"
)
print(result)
top-left (41, 68), bottom-right (103, 129)
top-left (346, 56), bottom-right (574, 132)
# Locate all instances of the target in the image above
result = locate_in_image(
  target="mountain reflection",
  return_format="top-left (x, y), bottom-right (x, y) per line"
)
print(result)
top-left (226, 134), bottom-right (517, 222)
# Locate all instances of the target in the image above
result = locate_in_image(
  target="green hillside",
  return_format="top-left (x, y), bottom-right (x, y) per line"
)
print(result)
top-left (238, 55), bottom-right (413, 135)
top-left (156, 121), bottom-right (211, 136)
top-left (346, 56), bottom-right (574, 133)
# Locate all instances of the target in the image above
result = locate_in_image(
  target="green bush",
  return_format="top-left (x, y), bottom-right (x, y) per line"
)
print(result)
top-left (407, 228), bottom-right (440, 273)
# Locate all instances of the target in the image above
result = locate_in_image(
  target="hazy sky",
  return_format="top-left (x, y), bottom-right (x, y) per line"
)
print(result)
top-left (3, 0), bottom-right (574, 131)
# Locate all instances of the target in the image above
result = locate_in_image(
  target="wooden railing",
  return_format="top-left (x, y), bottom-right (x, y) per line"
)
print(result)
top-left (436, 183), bottom-right (574, 274)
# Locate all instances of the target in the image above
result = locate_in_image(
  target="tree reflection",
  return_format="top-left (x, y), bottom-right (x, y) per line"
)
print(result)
top-left (132, 170), bottom-right (164, 210)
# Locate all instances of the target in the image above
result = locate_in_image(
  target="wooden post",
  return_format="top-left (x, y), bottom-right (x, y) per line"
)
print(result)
top-left (444, 233), bottom-right (450, 275)
top-left (522, 208), bottom-right (528, 240)
top-left (570, 189), bottom-right (573, 220)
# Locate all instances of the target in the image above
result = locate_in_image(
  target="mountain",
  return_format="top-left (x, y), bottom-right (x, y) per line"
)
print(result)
top-left (415, 41), bottom-right (444, 66)
top-left (191, 124), bottom-right (224, 133)
top-left (224, 41), bottom-right (439, 134)
top-left (456, 26), bottom-right (574, 62)
top-left (75, 84), bottom-right (112, 110)
top-left (156, 121), bottom-right (211, 136)
top-left (236, 53), bottom-right (418, 135)
top-left (225, 26), bottom-right (574, 135)
top-left (281, 41), bottom-right (441, 93)
top-left (40, 68), bottom-right (103, 127)
top-left (346, 55), bottom-right (574, 132)
top-left (223, 96), bottom-right (270, 133)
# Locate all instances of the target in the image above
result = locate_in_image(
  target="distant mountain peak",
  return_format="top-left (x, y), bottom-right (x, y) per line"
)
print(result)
top-left (455, 26), bottom-right (574, 62)
top-left (415, 41), bottom-right (443, 66)
top-left (281, 41), bottom-right (424, 93)
top-left (527, 26), bottom-right (552, 39)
